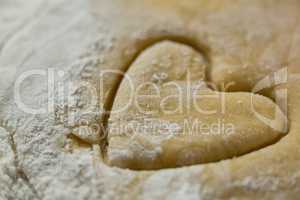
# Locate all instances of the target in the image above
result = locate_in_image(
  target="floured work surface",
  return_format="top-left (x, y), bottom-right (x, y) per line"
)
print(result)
top-left (1, 0), bottom-right (300, 199)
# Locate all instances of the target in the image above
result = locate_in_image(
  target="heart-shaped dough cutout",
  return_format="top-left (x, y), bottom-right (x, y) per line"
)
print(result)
top-left (106, 41), bottom-right (287, 170)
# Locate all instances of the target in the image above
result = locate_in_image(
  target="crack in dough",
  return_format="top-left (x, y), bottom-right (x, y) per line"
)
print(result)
top-left (0, 123), bottom-right (41, 200)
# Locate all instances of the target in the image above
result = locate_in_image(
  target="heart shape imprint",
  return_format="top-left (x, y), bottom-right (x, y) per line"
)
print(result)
top-left (106, 41), bottom-right (287, 170)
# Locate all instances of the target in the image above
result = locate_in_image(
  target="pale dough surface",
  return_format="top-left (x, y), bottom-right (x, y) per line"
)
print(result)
top-left (1, 0), bottom-right (300, 199)
top-left (106, 41), bottom-right (287, 170)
